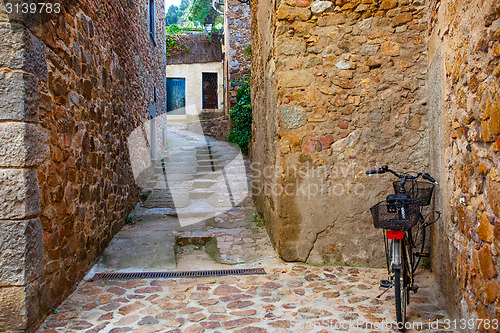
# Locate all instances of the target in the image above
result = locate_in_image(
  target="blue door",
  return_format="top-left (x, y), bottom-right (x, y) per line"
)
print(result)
top-left (166, 78), bottom-right (186, 115)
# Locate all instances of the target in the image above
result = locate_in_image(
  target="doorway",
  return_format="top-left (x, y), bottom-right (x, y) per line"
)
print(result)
top-left (166, 78), bottom-right (186, 114)
top-left (202, 72), bottom-right (218, 109)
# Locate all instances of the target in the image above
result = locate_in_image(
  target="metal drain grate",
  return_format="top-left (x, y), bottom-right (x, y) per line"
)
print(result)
top-left (92, 268), bottom-right (266, 280)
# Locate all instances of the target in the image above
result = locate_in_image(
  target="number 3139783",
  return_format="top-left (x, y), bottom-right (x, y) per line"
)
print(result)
top-left (441, 319), bottom-right (499, 330)
top-left (5, 2), bottom-right (61, 14)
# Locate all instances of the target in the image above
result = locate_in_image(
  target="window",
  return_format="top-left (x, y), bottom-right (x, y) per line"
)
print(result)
top-left (149, 0), bottom-right (156, 45)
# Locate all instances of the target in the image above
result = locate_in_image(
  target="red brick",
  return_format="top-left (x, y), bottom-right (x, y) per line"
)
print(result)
top-left (320, 134), bottom-right (334, 148)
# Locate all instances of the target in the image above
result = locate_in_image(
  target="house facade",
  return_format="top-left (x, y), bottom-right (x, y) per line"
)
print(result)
top-left (165, 34), bottom-right (224, 119)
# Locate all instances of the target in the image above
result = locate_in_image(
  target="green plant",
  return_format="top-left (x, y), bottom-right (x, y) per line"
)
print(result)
top-left (166, 36), bottom-right (177, 57)
top-left (243, 44), bottom-right (251, 60)
top-left (227, 73), bottom-right (252, 154)
top-left (180, 27), bottom-right (203, 33)
top-left (166, 36), bottom-right (190, 57)
top-left (421, 256), bottom-right (431, 270)
top-left (125, 214), bottom-right (134, 225)
top-left (166, 24), bottom-right (181, 34)
top-left (253, 213), bottom-right (263, 227)
top-left (139, 191), bottom-right (150, 201)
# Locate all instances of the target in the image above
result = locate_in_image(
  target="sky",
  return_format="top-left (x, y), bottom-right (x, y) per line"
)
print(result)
top-left (165, 0), bottom-right (182, 9)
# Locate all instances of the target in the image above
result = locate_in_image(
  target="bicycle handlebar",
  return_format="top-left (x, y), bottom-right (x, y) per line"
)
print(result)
top-left (421, 173), bottom-right (436, 183)
top-left (366, 166), bottom-right (438, 184)
top-left (366, 169), bottom-right (385, 175)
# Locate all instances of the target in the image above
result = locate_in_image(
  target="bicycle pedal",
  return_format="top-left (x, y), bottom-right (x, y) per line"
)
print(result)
top-left (415, 252), bottom-right (430, 258)
top-left (380, 280), bottom-right (392, 288)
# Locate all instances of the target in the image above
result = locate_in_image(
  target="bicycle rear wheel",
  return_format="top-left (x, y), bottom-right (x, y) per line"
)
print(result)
top-left (393, 268), bottom-right (407, 331)
top-left (410, 212), bottom-right (426, 272)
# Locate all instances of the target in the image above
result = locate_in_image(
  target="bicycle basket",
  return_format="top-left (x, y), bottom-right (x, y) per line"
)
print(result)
top-left (370, 199), bottom-right (420, 230)
top-left (393, 180), bottom-right (435, 206)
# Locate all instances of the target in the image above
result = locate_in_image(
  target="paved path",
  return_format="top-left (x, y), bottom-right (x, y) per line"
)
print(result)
top-left (89, 124), bottom-right (259, 275)
top-left (37, 265), bottom-right (454, 333)
top-left (37, 121), bottom-right (457, 332)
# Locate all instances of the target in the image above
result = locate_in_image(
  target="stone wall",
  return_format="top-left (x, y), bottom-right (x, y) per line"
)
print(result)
top-left (227, 0), bottom-right (251, 105)
top-left (428, 0), bottom-right (500, 323)
top-left (201, 115), bottom-right (231, 141)
top-left (251, 0), bottom-right (430, 265)
top-left (0, 0), bottom-right (166, 331)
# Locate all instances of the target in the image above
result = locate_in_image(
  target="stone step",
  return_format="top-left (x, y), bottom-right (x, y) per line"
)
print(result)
top-left (198, 159), bottom-right (224, 165)
top-left (92, 233), bottom-right (177, 273)
top-left (197, 166), bottom-right (215, 173)
top-left (192, 179), bottom-right (217, 188)
top-left (189, 188), bottom-right (216, 200)
top-left (197, 160), bottom-right (215, 166)
top-left (145, 181), bottom-right (164, 188)
top-left (175, 200), bottom-right (233, 219)
top-left (162, 168), bottom-right (198, 175)
top-left (194, 172), bottom-right (220, 180)
top-left (197, 154), bottom-right (222, 160)
top-left (169, 153), bottom-right (196, 160)
top-left (150, 173), bottom-right (164, 179)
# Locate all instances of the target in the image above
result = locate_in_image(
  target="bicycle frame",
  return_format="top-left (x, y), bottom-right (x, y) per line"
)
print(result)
top-left (385, 232), bottom-right (415, 282)
top-left (392, 239), bottom-right (402, 268)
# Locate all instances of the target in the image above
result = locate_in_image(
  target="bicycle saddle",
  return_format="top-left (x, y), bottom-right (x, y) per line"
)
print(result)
top-left (386, 194), bottom-right (411, 204)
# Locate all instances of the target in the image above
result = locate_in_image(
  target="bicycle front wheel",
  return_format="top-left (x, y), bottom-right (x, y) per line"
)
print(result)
top-left (393, 268), bottom-right (407, 331)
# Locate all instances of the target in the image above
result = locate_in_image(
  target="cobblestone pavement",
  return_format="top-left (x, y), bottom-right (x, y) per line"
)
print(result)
top-left (37, 126), bottom-right (456, 332)
top-left (37, 263), bottom-right (456, 332)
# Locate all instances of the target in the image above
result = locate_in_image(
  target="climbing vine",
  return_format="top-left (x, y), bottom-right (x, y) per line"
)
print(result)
top-left (227, 74), bottom-right (252, 155)
top-left (165, 36), bottom-right (190, 57)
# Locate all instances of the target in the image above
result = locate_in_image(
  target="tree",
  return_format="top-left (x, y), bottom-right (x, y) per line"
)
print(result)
top-left (179, 0), bottom-right (189, 12)
top-left (165, 5), bottom-right (179, 25)
top-left (186, 0), bottom-right (219, 28)
top-left (166, 0), bottom-right (191, 27)
top-left (166, 0), bottom-right (221, 31)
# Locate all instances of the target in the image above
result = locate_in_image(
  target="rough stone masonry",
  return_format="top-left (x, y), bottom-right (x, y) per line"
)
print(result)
top-left (227, 0), bottom-right (251, 105)
top-left (252, 0), bottom-right (429, 266)
top-left (0, 0), bottom-right (166, 331)
top-left (428, 0), bottom-right (500, 325)
top-left (252, 0), bottom-right (500, 324)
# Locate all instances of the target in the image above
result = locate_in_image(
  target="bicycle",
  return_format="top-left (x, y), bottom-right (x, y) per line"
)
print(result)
top-left (366, 166), bottom-right (440, 331)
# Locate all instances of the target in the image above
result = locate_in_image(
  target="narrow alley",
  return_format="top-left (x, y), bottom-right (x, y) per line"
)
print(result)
top-left (2, 0), bottom-right (499, 332)
top-left (36, 124), bottom-right (456, 333)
